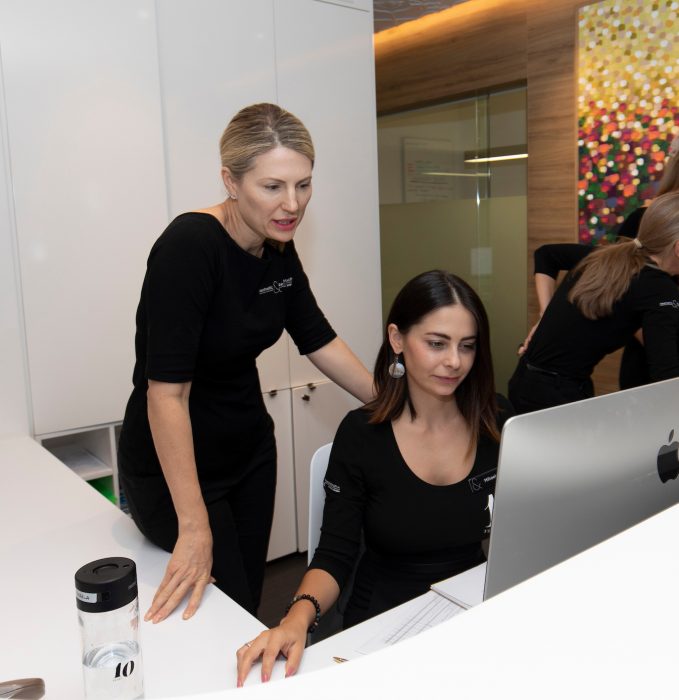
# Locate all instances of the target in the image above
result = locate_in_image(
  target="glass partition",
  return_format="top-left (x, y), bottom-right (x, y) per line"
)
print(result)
top-left (377, 86), bottom-right (527, 394)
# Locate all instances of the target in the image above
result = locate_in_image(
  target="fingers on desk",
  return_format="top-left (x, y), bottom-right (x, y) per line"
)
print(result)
top-left (236, 630), bottom-right (304, 687)
top-left (181, 573), bottom-right (216, 620)
top-left (145, 567), bottom-right (214, 623)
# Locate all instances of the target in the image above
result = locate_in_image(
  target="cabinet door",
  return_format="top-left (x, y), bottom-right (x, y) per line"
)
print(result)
top-left (275, 0), bottom-right (383, 388)
top-left (0, 0), bottom-right (169, 434)
top-left (291, 380), bottom-right (361, 551)
top-left (0, 63), bottom-right (29, 435)
top-left (263, 389), bottom-right (297, 561)
top-left (155, 0), bottom-right (277, 217)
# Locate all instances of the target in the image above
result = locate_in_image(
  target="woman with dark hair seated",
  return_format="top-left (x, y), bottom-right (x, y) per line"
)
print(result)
top-left (236, 270), bottom-right (512, 685)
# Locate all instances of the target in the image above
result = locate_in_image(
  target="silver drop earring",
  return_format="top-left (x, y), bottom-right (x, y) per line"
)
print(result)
top-left (388, 354), bottom-right (405, 379)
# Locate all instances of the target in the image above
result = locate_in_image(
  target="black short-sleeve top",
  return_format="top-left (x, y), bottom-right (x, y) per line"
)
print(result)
top-left (309, 407), bottom-right (507, 594)
top-left (120, 213), bottom-right (336, 476)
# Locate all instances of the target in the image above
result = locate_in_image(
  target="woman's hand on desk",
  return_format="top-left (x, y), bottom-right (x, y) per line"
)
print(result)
top-left (235, 617), bottom-right (308, 686)
top-left (145, 525), bottom-right (215, 623)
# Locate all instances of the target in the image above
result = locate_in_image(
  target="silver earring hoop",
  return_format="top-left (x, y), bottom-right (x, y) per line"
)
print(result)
top-left (388, 354), bottom-right (405, 379)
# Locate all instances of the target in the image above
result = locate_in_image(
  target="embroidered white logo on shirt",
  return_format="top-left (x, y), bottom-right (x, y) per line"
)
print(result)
top-left (324, 478), bottom-right (340, 493)
top-left (659, 300), bottom-right (679, 309)
top-left (259, 277), bottom-right (293, 295)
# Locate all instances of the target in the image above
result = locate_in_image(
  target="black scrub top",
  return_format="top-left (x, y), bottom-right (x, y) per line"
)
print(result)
top-left (119, 213), bottom-right (336, 481)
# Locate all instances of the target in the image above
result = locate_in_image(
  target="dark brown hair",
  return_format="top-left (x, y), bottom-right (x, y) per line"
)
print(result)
top-left (366, 270), bottom-right (499, 444)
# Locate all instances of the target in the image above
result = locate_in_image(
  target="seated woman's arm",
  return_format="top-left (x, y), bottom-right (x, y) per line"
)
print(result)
top-left (235, 411), bottom-right (367, 685)
top-left (236, 569), bottom-right (340, 686)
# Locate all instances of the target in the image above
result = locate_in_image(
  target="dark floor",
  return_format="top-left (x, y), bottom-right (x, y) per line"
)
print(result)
top-left (258, 552), bottom-right (308, 628)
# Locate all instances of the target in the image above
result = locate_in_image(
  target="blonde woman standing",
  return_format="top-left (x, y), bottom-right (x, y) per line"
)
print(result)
top-left (509, 191), bottom-right (679, 414)
top-left (118, 104), bottom-right (373, 623)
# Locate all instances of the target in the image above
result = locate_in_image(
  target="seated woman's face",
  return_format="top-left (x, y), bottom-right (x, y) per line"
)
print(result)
top-left (398, 304), bottom-right (478, 399)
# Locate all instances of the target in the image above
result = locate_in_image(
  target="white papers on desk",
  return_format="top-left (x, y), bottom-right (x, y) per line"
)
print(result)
top-left (430, 562), bottom-right (486, 609)
top-left (355, 591), bottom-right (464, 655)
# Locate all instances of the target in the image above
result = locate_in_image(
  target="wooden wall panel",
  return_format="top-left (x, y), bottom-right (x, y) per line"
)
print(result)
top-left (375, 0), bottom-right (618, 394)
top-left (374, 0), bottom-right (527, 114)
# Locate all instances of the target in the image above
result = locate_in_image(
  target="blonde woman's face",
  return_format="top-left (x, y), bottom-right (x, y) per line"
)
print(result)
top-left (225, 146), bottom-right (313, 245)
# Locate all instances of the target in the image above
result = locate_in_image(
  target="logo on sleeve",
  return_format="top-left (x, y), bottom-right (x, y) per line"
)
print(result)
top-left (659, 300), bottom-right (679, 309)
top-left (259, 276), bottom-right (293, 295)
top-left (324, 479), bottom-right (340, 493)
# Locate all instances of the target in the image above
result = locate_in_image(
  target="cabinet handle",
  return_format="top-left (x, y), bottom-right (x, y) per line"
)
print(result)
top-left (268, 389), bottom-right (277, 398)
top-left (302, 394), bottom-right (310, 402)
top-left (307, 382), bottom-right (316, 391)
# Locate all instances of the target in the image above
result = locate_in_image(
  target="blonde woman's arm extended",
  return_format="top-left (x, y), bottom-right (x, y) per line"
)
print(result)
top-left (307, 336), bottom-right (374, 403)
top-left (145, 379), bottom-right (214, 623)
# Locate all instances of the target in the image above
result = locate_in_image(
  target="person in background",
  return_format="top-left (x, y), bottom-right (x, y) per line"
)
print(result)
top-left (616, 133), bottom-right (679, 239)
top-left (117, 103), bottom-right (373, 624)
top-left (508, 191), bottom-right (679, 414)
top-left (235, 270), bottom-right (512, 686)
top-left (519, 133), bottom-right (679, 390)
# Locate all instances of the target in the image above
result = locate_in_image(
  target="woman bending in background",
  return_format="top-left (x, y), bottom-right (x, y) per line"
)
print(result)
top-left (518, 134), bottom-right (679, 390)
top-left (509, 191), bottom-right (679, 414)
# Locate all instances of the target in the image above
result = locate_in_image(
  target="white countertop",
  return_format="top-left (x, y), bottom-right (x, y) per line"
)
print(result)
top-left (3, 433), bottom-right (678, 699)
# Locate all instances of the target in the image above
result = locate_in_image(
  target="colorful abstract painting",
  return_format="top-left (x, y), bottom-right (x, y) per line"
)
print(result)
top-left (578, 0), bottom-right (679, 243)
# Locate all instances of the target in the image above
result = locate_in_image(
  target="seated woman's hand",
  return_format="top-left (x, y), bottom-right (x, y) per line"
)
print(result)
top-left (236, 618), bottom-right (308, 687)
top-left (144, 525), bottom-right (215, 623)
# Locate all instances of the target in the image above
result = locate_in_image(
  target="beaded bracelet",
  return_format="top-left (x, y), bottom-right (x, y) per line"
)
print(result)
top-left (284, 593), bottom-right (321, 633)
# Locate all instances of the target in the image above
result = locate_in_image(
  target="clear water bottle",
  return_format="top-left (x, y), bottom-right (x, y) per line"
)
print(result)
top-left (75, 557), bottom-right (144, 700)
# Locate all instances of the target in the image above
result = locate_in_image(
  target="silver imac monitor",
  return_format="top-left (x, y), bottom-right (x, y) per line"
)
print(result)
top-left (485, 377), bottom-right (679, 599)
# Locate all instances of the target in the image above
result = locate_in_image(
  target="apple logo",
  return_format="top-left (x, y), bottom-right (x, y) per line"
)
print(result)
top-left (657, 429), bottom-right (679, 483)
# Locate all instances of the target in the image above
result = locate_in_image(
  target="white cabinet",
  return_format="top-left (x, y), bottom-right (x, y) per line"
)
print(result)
top-left (0, 0), bottom-right (169, 435)
top-left (292, 380), bottom-right (361, 552)
top-left (264, 389), bottom-right (297, 561)
top-left (0, 53), bottom-right (29, 436)
top-left (154, 0), bottom-right (277, 217)
top-left (275, 0), bottom-right (382, 386)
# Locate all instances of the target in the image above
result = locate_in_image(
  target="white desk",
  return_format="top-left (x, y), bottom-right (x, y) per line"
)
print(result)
top-left (194, 499), bottom-right (679, 699)
top-left (4, 433), bottom-right (679, 699)
top-left (0, 435), bottom-right (266, 698)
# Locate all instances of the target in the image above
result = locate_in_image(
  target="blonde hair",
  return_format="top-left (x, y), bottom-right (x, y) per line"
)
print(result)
top-left (219, 103), bottom-right (314, 180)
top-left (656, 135), bottom-right (679, 196)
top-left (569, 191), bottom-right (679, 319)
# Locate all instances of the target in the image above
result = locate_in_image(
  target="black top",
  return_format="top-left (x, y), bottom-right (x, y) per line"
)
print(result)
top-left (309, 406), bottom-right (510, 626)
top-left (119, 213), bottom-right (336, 478)
top-left (526, 247), bottom-right (679, 381)
top-left (533, 243), bottom-right (591, 278)
top-left (617, 206), bottom-right (647, 239)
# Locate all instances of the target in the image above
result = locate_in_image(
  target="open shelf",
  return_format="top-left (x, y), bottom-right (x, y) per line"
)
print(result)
top-left (47, 444), bottom-right (112, 481)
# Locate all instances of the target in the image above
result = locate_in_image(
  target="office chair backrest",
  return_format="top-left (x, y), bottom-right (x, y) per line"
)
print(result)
top-left (307, 442), bottom-right (332, 565)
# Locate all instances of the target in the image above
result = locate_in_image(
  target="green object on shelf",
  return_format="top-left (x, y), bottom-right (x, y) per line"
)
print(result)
top-left (89, 475), bottom-right (117, 505)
